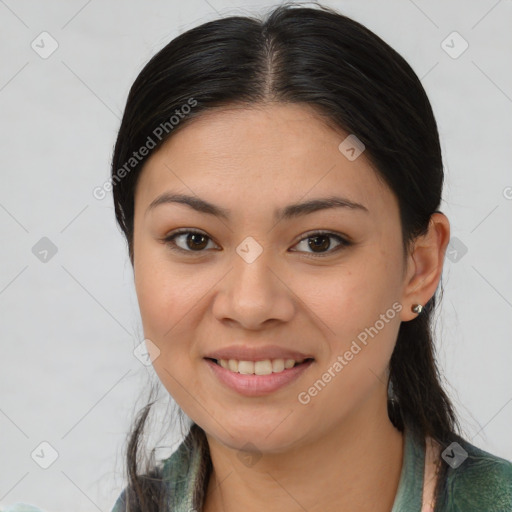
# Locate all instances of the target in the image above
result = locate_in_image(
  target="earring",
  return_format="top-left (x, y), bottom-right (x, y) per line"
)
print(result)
top-left (411, 304), bottom-right (423, 314)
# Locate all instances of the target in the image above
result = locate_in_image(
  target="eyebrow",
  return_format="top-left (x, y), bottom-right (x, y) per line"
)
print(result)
top-left (145, 192), bottom-right (369, 221)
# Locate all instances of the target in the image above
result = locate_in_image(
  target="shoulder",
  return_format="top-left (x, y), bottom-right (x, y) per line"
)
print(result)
top-left (437, 435), bottom-right (512, 511)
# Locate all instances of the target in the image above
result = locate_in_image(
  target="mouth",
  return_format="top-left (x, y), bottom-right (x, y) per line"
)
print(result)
top-left (205, 357), bottom-right (315, 375)
top-left (204, 356), bottom-right (315, 396)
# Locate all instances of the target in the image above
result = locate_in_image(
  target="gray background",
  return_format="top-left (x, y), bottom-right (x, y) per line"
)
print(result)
top-left (1, 0), bottom-right (511, 510)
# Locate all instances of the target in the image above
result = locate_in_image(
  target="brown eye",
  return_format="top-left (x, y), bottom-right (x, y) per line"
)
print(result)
top-left (164, 229), bottom-right (217, 253)
top-left (291, 231), bottom-right (351, 257)
top-left (308, 234), bottom-right (331, 252)
top-left (163, 229), bottom-right (351, 257)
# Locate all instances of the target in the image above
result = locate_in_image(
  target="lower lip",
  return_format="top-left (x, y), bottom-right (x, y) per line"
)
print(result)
top-left (204, 358), bottom-right (314, 397)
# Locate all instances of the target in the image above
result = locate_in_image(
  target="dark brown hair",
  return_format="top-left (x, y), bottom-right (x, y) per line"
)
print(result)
top-left (111, 2), bottom-right (460, 509)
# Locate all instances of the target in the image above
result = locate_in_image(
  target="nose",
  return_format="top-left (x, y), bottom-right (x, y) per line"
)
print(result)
top-left (211, 247), bottom-right (296, 330)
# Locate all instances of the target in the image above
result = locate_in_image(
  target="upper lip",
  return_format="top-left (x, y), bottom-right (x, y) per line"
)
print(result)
top-left (204, 345), bottom-right (314, 362)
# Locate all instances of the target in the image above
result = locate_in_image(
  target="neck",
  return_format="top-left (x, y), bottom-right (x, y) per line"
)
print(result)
top-left (202, 392), bottom-right (404, 512)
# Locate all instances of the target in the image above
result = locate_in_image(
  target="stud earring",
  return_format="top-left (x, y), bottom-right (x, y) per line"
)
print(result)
top-left (411, 304), bottom-right (423, 314)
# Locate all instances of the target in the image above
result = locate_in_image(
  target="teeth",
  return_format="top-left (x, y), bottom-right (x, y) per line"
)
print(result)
top-left (217, 358), bottom-right (305, 375)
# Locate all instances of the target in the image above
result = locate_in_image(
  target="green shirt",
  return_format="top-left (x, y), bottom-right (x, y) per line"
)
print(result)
top-left (109, 425), bottom-right (512, 511)
top-left (4, 427), bottom-right (510, 511)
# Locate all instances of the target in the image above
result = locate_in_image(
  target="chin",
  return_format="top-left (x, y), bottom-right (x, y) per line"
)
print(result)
top-left (203, 415), bottom-right (306, 454)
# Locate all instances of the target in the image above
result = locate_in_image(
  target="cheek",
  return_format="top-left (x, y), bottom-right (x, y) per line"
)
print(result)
top-left (297, 270), bottom-right (401, 413)
top-left (291, 249), bottom-right (402, 384)
top-left (296, 252), bottom-right (400, 330)
top-left (134, 242), bottom-right (202, 336)
top-left (133, 256), bottom-right (205, 403)
top-left (133, 246), bottom-right (221, 387)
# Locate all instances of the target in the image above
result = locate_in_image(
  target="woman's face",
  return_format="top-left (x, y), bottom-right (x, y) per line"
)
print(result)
top-left (132, 103), bottom-right (416, 453)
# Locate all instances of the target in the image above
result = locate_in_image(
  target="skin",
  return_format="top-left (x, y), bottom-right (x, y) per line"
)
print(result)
top-left (132, 103), bottom-right (450, 512)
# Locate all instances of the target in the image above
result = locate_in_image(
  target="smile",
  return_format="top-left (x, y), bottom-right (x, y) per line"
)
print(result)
top-left (204, 357), bottom-right (314, 396)
top-left (212, 357), bottom-right (310, 375)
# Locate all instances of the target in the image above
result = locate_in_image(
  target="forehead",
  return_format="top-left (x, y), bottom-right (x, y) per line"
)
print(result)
top-left (135, 103), bottom-right (394, 220)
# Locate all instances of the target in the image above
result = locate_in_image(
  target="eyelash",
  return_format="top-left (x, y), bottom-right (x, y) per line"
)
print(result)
top-left (162, 229), bottom-right (352, 258)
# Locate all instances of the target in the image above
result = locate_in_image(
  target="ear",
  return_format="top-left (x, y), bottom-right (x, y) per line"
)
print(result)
top-left (399, 212), bottom-right (450, 322)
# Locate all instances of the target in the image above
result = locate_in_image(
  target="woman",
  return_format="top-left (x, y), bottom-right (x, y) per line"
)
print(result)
top-left (106, 3), bottom-right (512, 512)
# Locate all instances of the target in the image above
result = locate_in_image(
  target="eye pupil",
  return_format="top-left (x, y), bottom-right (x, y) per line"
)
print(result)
top-left (188, 233), bottom-right (208, 250)
top-left (308, 235), bottom-right (330, 252)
